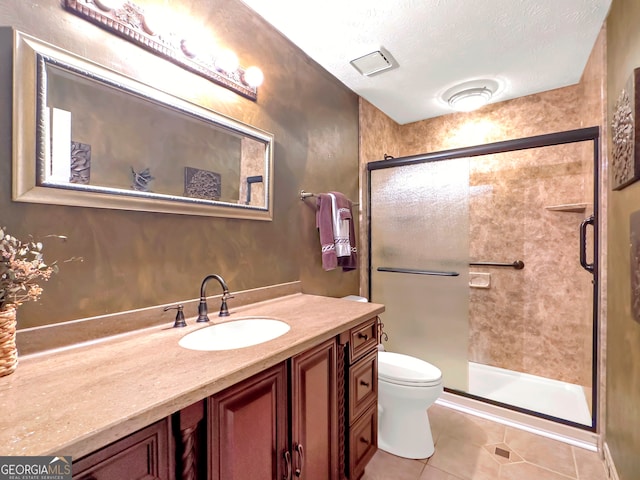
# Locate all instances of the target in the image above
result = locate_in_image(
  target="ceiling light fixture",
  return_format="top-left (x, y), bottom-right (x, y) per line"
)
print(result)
top-left (448, 87), bottom-right (493, 112)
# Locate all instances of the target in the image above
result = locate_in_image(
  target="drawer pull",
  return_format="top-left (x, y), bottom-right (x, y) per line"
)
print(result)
top-left (357, 332), bottom-right (369, 340)
top-left (359, 380), bottom-right (370, 387)
top-left (359, 436), bottom-right (370, 444)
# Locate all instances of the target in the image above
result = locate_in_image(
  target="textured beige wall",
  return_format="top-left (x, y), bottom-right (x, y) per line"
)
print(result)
top-left (360, 30), bottom-right (605, 388)
top-left (606, 0), bottom-right (640, 476)
top-left (0, 0), bottom-right (360, 330)
top-left (359, 98), bottom-right (402, 164)
top-left (358, 98), bottom-right (402, 296)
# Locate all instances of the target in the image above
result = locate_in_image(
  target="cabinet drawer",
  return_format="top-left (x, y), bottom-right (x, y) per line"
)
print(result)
top-left (73, 418), bottom-right (173, 480)
top-left (349, 349), bottom-right (377, 422)
top-left (348, 318), bottom-right (378, 363)
top-left (348, 403), bottom-right (377, 480)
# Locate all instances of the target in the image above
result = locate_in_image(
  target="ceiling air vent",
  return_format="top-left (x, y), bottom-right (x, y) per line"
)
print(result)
top-left (350, 48), bottom-right (396, 76)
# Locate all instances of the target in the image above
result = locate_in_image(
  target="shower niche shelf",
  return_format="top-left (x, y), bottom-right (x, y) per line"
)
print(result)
top-left (545, 203), bottom-right (588, 213)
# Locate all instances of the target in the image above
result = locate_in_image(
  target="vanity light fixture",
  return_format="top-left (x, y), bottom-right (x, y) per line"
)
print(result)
top-left (93, 0), bottom-right (126, 11)
top-left (64, 0), bottom-right (264, 101)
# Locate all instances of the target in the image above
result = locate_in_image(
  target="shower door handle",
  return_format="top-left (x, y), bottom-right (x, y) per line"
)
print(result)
top-left (579, 214), bottom-right (595, 274)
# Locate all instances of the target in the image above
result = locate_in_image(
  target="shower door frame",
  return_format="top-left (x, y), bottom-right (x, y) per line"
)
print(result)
top-left (367, 126), bottom-right (601, 431)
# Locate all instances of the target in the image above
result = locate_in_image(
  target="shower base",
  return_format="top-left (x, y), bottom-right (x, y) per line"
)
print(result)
top-left (467, 361), bottom-right (592, 426)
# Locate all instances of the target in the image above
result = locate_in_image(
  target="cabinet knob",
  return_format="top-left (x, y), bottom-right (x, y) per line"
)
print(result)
top-left (359, 380), bottom-right (370, 387)
top-left (359, 436), bottom-right (370, 445)
top-left (357, 332), bottom-right (369, 340)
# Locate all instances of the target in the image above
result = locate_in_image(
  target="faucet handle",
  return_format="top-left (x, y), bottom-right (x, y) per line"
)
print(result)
top-left (219, 293), bottom-right (234, 317)
top-left (164, 304), bottom-right (187, 328)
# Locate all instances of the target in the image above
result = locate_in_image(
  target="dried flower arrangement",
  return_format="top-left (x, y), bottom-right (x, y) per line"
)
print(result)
top-left (0, 227), bottom-right (66, 310)
top-left (0, 226), bottom-right (74, 376)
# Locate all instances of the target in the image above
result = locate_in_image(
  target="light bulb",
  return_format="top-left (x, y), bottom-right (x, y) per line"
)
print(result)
top-left (180, 37), bottom-right (207, 59)
top-left (142, 8), bottom-right (168, 36)
top-left (243, 66), bottom-right (264, 88)
top-left (94, 0), bottom-right (127, 11)
top-left (215, 50), bottom-right (239, 73)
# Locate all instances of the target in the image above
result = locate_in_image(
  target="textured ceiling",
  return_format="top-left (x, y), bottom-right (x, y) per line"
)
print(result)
top-left (240, 0), bottom-right (612, 124)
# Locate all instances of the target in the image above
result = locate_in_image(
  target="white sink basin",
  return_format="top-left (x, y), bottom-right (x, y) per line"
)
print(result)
top-left (178, 317), bottom-right (290, 351)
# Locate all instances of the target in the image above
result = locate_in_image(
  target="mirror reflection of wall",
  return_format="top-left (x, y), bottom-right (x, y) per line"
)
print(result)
top-left (45, 63), bottom-right (266, 207)
top-left (239, 137), bottom-right (265, 206)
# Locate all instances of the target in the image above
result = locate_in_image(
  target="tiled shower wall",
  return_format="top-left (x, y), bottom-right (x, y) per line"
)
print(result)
top-left (468, 143), bottom-right (594, 386)
top-left (360, 29), bottom-right (605, 389)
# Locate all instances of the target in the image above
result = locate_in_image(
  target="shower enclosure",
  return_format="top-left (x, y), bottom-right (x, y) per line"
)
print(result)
top-left (368, 128), bottom-right (599, 430)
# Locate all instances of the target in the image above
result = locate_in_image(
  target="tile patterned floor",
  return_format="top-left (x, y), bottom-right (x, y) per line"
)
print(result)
top-left (362, 404), bottom-right (608, 480)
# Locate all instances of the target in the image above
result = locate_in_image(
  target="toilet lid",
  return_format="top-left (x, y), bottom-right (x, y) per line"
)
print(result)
top-left (378, 351), bottom-right (442, 386)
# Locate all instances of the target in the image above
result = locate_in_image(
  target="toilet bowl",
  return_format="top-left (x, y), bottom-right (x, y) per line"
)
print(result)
top-left (378, 351), bottom-right (443, 459)
top-left (340, 295), bottom-right (443, 459)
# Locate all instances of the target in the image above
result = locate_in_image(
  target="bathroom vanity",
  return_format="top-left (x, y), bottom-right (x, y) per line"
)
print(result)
top-left (0, 290), bottom-right (383, 480)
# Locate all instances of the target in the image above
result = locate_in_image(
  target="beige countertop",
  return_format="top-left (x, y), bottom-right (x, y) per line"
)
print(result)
top-left (0, 293), bottom-right (384, 459)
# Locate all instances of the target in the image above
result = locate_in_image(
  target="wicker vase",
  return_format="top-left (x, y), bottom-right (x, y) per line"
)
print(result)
top-left (0, 305), bottom-right (18, 377)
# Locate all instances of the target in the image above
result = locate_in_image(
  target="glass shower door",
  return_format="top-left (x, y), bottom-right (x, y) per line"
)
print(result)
top-left (367, 128), bottom-right (599, 430)
top-left (369, 158), bottom-right (470, 391)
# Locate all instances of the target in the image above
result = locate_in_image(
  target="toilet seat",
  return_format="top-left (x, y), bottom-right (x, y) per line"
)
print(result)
top-left (378, 351), bottom-right (442, 387)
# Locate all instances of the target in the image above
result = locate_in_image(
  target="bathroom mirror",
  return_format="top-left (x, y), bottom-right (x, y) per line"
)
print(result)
top-left (12, 31), bottom-right (274, 220)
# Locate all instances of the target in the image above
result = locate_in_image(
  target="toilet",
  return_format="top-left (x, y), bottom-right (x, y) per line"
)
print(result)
top-left (342, 295), bottom-right (443, 459)
top-left (378, 351), bottom-right (443, 459)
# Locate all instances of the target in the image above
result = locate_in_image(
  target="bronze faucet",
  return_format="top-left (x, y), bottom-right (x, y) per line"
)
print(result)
top-left (197, 274), bottom-right (233, 322)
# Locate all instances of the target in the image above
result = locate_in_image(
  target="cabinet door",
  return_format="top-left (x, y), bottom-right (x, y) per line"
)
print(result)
top-left (208, 362), bottom-right (288, 480)
top-left (72, 418), bottom-right (173, 480)
top-left (291, 338), bottom-right (339, 480)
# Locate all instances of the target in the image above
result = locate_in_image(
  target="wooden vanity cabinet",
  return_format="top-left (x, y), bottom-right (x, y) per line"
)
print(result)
top-left (343, 317), bottom-right (378, 480)
top-left (208, 337), bottom-right (339, 480)
top-left (72, 418), bottom-right (174, 480)
top-left (72, 321), bottom-right (375, 480)
top-left (208, 362), bottom-right (288, 480)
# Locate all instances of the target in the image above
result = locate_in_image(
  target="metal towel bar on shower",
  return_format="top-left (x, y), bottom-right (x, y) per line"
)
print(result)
top-left (377, 261), bottom-right (524, 277)
top-left (377, 267), bottom-right (459, 277)
top-left (469, 260), bottom-right (525, 269)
